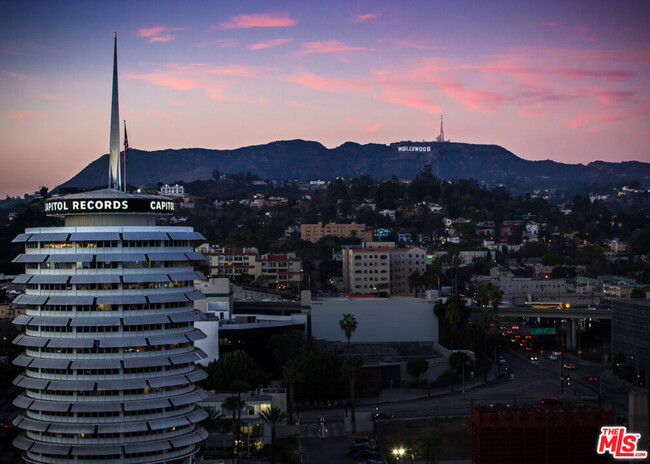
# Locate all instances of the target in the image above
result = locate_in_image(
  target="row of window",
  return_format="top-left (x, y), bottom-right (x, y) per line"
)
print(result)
top-left (30, 384), bottom-right (187, 397)
top-left (31, 240), bottom-right (190, 249)
top-left (31, 322), bottom-right (190, 335)
top-left (26, 302), bottom-right (192, 312)
top-left (28, 405), bottom-right (188, 419)
top-left (27, 280), bottom-right (192, 291)
top-left (32, 362), bottom-right (191, 377)
top-left (33, 342), bottom-right (190, 354)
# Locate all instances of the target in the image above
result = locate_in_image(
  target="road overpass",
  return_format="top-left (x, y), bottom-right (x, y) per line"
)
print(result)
top-left (470, 306), bottom-right (611, 352)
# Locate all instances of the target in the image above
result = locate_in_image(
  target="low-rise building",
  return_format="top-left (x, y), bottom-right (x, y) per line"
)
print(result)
top-left (254, 253), bottom-right (302, 288)
top-left (300, 222), bottom-right (373, 243)
top-left (342, 244), bottom-right (428, 295)
top-left (159, 183), bottom-right (185, 195)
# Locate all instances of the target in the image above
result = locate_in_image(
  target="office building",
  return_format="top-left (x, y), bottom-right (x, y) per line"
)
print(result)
top-left (11, 36), bottom-right (208, 464)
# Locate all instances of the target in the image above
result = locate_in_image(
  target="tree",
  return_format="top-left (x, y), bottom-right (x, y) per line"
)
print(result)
top-left (449, 351), bottom-right (471, 371)
top-left (415, 433), bottom-right (443, 464)
top-left (408, 270), bottom-right (423, 297)
top-left (203, 349), bottom-right (267, 392)
top-left (259, 406), bottom-right (288, 450)
top-left (223, 394), bottom-right (246, 464)
top-left (407, 358), bottom-right (429, 383)
top-left (477, 284), bottom-right (492, 308)
top-left (339, 313), bottom-right (358, 356)
top-left (281, 359), bottom-right (302, 425)
top-left (342, 356), bottom-right (363, 434)
top-left (203, 407), bottom-right (227, 433)
top-left (477, 309), bottom-right (494, 361)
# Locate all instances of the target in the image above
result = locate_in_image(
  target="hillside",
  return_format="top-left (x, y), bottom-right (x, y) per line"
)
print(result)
top-left (57, 140), bottom-right (650, 192)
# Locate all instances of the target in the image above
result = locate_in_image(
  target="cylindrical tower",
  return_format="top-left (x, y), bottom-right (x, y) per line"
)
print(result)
top-left (11, 191), bottom-right (209, 464)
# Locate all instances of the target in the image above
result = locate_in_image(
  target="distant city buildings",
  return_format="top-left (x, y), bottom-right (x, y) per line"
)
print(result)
top-left (198, 245), bottom-right (302, 288)
top-left (300, 222), bottom-right (374, 243)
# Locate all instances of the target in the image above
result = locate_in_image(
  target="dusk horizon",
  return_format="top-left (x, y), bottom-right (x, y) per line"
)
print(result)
top-left (1, 0), bottom-right (649, 197)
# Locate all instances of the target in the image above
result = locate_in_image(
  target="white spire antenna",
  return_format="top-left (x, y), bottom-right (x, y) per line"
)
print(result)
top-left (108, 33), bottom-right (122, 190)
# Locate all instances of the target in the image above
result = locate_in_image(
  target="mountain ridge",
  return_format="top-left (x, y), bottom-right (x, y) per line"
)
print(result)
top-left (57, 139), bottom-right (650, 193)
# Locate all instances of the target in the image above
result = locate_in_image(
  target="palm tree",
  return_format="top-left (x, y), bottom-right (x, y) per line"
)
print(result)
top-left (259, 406), bottom-right (288, 448)
top-left (223, 394), bottom-right (246, 464)
top-left (477, 309), bottom-right (493, 344)
top-left (342, 356), bottom-right (363, 434)
top-left (281, 360), bottom-right (302, 425)
top-left (489, 285), bottom-right (504, 323)
top-left (339, 313), bottom-right (358, 356)
top-left (204, 407), bottom-right (226, 433)
top-left (477, 284), bottom-right (491, 308)
top-left (445, 299), bottom-right (464, 350)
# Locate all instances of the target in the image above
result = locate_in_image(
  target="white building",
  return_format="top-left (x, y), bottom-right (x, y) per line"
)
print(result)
top-left (160, 183), bottom-right (185, 196)
top-left (10, 37), bottom-right (208, 464)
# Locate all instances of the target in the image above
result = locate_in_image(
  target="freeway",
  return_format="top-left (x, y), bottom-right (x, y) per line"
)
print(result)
top-left (470, 305), bottom-right (611, 320)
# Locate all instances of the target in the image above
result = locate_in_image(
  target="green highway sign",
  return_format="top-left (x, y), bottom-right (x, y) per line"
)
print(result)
top-left (531, 328), bottom-right (556, 335)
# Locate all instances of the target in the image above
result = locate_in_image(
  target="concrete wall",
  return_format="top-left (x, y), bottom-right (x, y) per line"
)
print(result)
top-left (310, 297), bottom-right (438, 343)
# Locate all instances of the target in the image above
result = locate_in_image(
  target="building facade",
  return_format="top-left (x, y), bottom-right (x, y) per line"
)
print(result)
top-left (199, 246), bottom-right (301, 288)
top-left (342, 245), bottom-right (427, 296)
top-left (11, 216), bottom-right (209, 464)
top-left (300, 223), bottom-right (373, 243)
top-left (10, 36), bottom-right (208, 464)
top-left (611, 299), bottom-right (650, 374)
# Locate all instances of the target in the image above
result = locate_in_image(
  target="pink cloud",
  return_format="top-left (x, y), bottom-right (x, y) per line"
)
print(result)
top-left (196, 39), bottom-right (237, 48)
top-left (563, 113), bottom-right (591, 129)
top-left (138, 26), bottom-right (182, 43)
top-left (364, 124), bottom-right (379, 133)
top-left (170, 100), bottom-right (186, 106)
top-left (130, 73), bottom-right (201, 90)
top-left (518, 107), bottom-right (552, 118)
top-left (286, 100), bottom-right (304, 107)
top-left (217, 13), bottom-right (295, 30)
top-left (290, 72), bottom-right (368, 93)
top-left (353, 13), bottom-right (380, 22)
top-left (377, 39), bottom-right (442, 50)
top-left (2, 70), bottom-right (32, 80)
top-left (439, 82), bottom-right (505, 112)
top-left (10, 112), bottom-right (37, 119)
top-left (248, 38), bottom-right (292, 50)
top-left (298, 41), bottom-right (374, 55)
top-left (541, 20), bottom-right (559, 27)
top-left (601, 104), bottom-right (650, 122)
top-left (149, 34), bottom-right (176, 43)
top-left (586, 88), bottom-right (635, 104)
top-left (555, 68), bottom-right (632, 81)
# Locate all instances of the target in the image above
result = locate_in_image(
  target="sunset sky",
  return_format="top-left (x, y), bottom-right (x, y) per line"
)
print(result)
top-left (1, 0), bottom-right (649, 197)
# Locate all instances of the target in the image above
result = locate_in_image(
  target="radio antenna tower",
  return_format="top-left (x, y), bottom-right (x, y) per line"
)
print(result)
top-left (436, 114), bottom-right (447, 142)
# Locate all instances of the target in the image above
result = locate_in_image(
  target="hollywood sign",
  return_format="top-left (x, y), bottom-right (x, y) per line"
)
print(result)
top-left (397, 146), bottom-right (431, 152)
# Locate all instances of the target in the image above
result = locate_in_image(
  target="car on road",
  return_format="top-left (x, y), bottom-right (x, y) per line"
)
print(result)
top-left (563, 363), bottom-right (576, 369)
top-left (586, 375), bottom-right (599, 382)
top-left (541, 397), bottom-right (560, 406)
top-left (528, 354), bottom-right (538, 362)
top-left (372, 411), bottom-right (393, 421)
